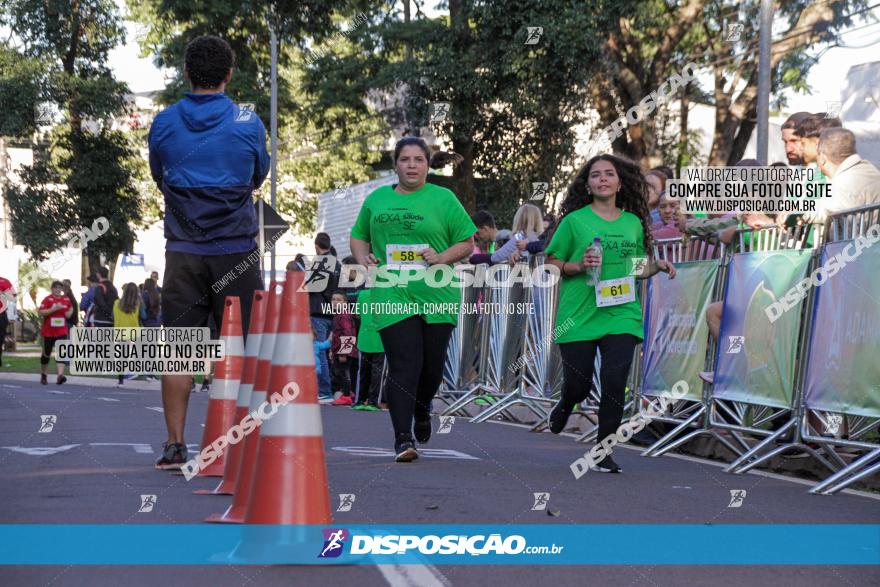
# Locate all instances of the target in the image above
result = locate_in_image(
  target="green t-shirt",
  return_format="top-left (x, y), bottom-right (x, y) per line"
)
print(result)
top-left (350, 182), bottom-right (477, 331)
top-left (544, 205), bottom-right (646, 343)
top-left (354, 289), bottom-right (384, 353)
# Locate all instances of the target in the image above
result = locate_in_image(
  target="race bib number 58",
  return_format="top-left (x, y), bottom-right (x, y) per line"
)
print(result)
top-left (386, 244), bottom-right (429, 267)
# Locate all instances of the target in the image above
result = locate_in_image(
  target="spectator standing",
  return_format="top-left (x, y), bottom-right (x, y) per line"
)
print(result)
top-left (61, 280), bottom-right (79, 331)
top-left (92, 266), bottom-right (118, 328)
top-left (307, 233), bottom-right (339, 402)
top-left (141, 278), bottom-right (162, 327)
top-left (81, 274), bottom-right (99, 326)
top-left (330, 291), bottom-right (359, 406)
top-left (38, 281), bottom-right (73, 385)
top-left (0, 275), bottom-right (16, 367)
top-left (148, 35), bottom-right (269, 469)
top-left (780, 111), bottom-right (812, 166)
top-left (804, 128), bottom-right (880, 223)
top-left (113, 283), bottom-right (145, 385)
top-left (644, 170), bottom-right (666, 225)
top-left (489, 204), bottom-right (543, 264)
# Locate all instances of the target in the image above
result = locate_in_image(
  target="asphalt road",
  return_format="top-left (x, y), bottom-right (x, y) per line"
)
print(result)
top-left (1, 376), bottom-right (878, 586)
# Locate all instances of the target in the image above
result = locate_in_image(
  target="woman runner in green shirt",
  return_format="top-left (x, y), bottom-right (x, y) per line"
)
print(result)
top-left (350, 137), bottom-right (477, 462)
top-left (545, 154), bottom-right (676, 473)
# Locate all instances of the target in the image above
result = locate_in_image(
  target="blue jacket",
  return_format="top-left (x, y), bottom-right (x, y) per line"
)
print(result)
top-left (314, 338), bottom-right (331, 376)
top-left (148, 93), bottom-right (270, 255)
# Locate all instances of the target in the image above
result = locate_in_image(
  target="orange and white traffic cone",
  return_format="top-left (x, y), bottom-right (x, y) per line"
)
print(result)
top-left (194, 290), bottom-right (267, 495)
top-left (194, 296), bottom-right (245, 477)
top-left (206, 282), bottom-right (283, 523)
top-left (245, 270), bottom-right (331, 524)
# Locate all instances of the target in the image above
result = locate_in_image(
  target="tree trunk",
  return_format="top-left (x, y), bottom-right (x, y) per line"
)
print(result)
top-left (677, 83), bottom-right (689, 176)
top-left (452, 137), bottom-right (476, 213)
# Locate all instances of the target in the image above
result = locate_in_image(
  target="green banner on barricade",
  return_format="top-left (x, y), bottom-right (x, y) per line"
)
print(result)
top-left (641, 261), bottom-right (719, 402)
top-left (803, 240), bottom-right (880, 418)
top-left (712, 250), bottom-right (813, 408)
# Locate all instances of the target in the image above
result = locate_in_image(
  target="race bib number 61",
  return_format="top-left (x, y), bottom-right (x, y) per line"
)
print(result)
top-left (595, 276), bottom-right (636, 307)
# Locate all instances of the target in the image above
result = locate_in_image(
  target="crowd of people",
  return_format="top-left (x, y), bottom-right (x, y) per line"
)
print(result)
top-left (100, 34), bottom-right (880, 470)
top-left (0, 266), bottom-right (169, 385)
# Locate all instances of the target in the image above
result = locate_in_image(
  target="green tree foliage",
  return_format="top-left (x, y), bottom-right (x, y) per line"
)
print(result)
top-left (0, 0), bottom-right (144, 275)
top-left (302, 0), bottom-right (631, 217)
top-left (597, 0), bottom-right (868, 167)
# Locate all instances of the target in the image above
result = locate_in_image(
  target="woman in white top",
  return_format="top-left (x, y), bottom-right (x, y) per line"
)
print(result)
top-left (491, 203), bottom-right (543, 264)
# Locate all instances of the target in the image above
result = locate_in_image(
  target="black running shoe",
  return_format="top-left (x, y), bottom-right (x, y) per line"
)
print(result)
top-left (590, 455), bottom-right (622, 473)
top-left (414, 415), bottom-right (432, 444)
top-left (394, 435), bottom-right (419, 462)
top-left (155, 442), bottom-right (188, 470)
top-left (548, 399), bottom-right (576, 434)
top-left (40, 374), bottom-right (48, 385)
top-left (56, 375), bottom-right (67, 385)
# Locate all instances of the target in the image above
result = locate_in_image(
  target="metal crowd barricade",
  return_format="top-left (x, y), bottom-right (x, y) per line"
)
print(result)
top-left (802, 204), bottom-right (880, 494)
top-left (642, 226), bottom-right (835, 475)
top-left (824, 202), bottom-right (880, 242)
top-left (437, 265), bottom-right (484, 414)
top-left (704, 225), bottom-right (838, 474)
top-left (441, 263), bottom-right (527, 420)
top-left (635, 234), bottom-right (744, 457)
top-left (469, 263), bottom-right (532, 423)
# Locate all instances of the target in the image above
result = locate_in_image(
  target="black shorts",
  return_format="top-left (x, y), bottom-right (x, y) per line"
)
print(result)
top-left (161, 249), bottom-right (263, 338)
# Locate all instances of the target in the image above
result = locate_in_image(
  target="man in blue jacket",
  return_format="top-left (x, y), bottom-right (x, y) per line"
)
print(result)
top-left (149, 35), bottom-right (269, 469)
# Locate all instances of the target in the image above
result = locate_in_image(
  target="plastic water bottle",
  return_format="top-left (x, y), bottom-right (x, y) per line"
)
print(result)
top-left (585, 237), bottom-right (602, 286)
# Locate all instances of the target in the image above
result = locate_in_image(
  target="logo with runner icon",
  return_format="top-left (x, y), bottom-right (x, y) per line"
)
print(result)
top-left (531, 492), bottom-right (550, 511)
top-left (337, 494), bottom-right (356, 512)
top-left (318, 528), bottom-right (348, 558)
top-left (38, 415), bottom-right (57, 433)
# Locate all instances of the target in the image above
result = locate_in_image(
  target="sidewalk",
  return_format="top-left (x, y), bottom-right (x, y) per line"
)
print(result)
top-left (0, 371), bottom-right (162, 391)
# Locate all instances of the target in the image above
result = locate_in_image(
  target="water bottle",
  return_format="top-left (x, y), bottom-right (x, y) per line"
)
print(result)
top-left (585, 237), bottom-right (602, 286)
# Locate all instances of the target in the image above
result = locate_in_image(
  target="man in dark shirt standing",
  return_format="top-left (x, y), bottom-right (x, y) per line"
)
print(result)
top-left (92, 267), bottom-right (118, 328)
top-left (148, 36), bottom-right (270, 469)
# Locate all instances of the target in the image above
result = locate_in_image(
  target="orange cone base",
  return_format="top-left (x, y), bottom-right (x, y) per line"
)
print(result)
top-left (227, 525), bottom-right (313, 563)
top-left (204, 506), bottom-right (244, 524)
top-left (193, 406), bottom-right (249, 494)
top-left (196, 398), bottom-right (237, 477)
top-left (192, 482), bottom-right (234, 496)
top-left (245, 436), bottom-right (331, 525)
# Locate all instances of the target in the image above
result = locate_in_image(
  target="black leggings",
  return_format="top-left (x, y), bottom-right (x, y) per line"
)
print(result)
top-left (378, 316), bottom-right (455, 438)
top-left (558, 334), bottom-right (639, 445)
top-left (41, 336), bottom-right (69, 366)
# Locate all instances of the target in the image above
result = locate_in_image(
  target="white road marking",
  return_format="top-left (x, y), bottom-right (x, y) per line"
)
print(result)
top-left (1, 384), bottom-right (23, 388)
top-left (95, 397), bottom-right (120, 402)
top-left (377, 564), bottom-right (450, 587)
top-left (332, 446), bottom-right (479, 460)
top-left (145, 407), bottom-right (164, 413)
top-left (46, 390), bottom-right (70, 395)
top-left (2, 444), bottom-right (81, 456)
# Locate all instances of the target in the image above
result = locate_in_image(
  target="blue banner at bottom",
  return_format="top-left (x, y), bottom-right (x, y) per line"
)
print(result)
top-left (0, 525), bottom-right (877, 565)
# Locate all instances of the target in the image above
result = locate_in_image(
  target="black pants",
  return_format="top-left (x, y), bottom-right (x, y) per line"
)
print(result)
top-left (0, 312), bottom-right (8, 365)
top-left (330, 357), bottom-right (352, 396)
top-left (558, 334), bottom-right (639, 446)
top-left (379, 316), bottom-right (455, 438)
top-left (356, 351), bottom-right (385, 405)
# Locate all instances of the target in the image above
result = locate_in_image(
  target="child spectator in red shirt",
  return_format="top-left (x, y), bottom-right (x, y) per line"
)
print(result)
top-left (330, 290), bottom-right (358, 406)
top-left (39, 281), bottom-right (74, 385)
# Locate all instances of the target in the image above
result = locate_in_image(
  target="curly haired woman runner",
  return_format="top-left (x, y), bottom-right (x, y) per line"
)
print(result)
top-left (544, 154), bottom-right (676, 473)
